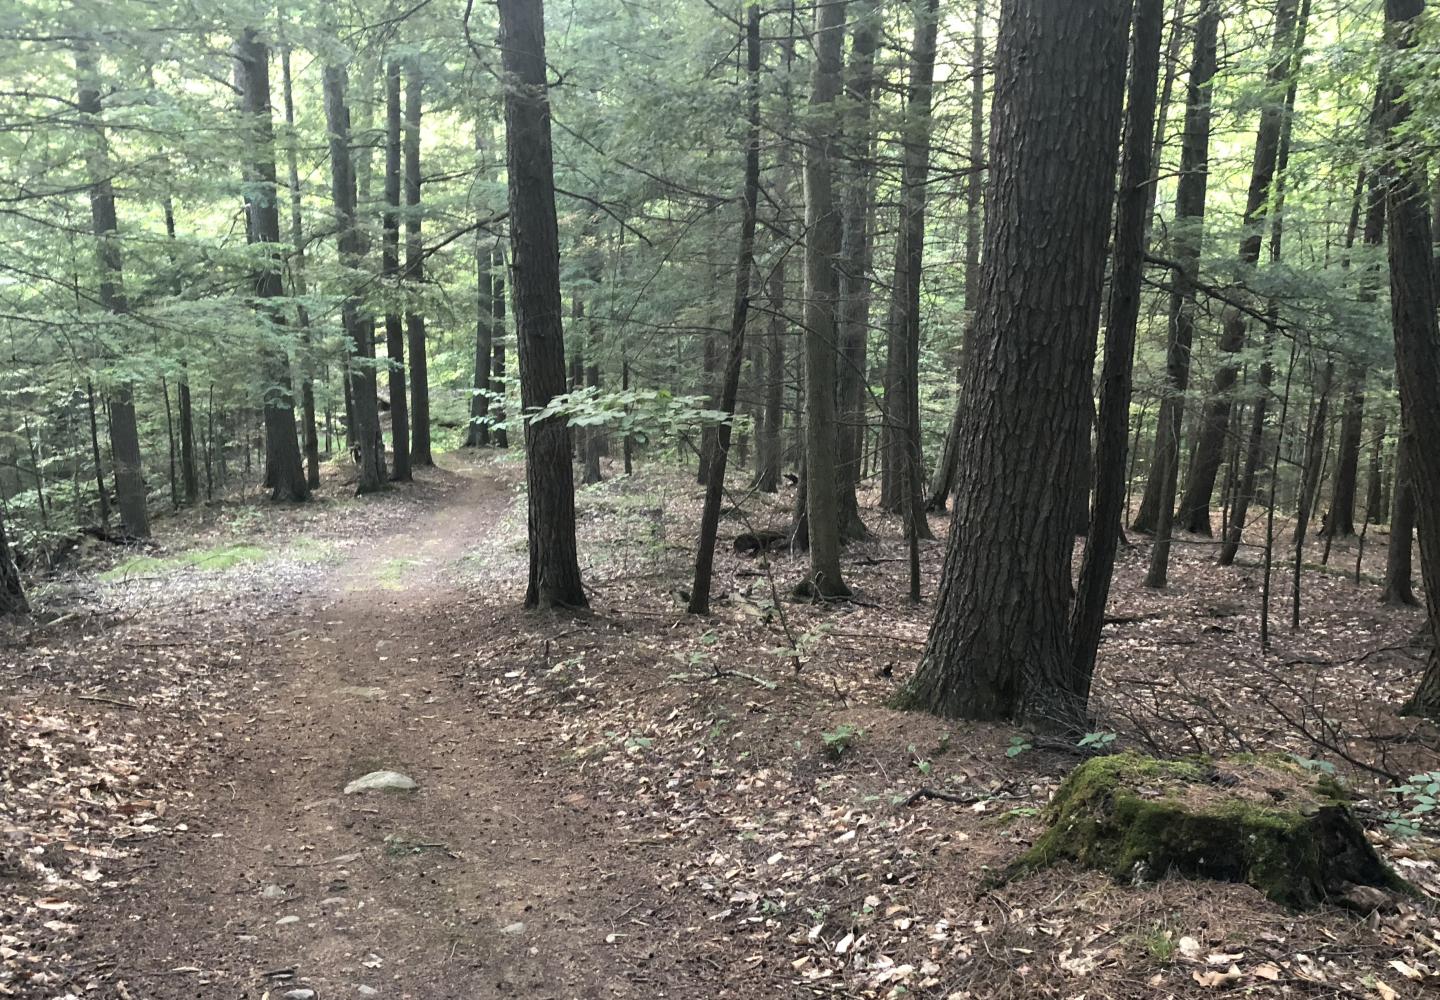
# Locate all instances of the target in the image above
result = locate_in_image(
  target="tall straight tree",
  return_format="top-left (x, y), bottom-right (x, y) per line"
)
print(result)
top-left (1176, 0), bottom-right (1307, 534)
top-left (280, 43), bottom-right (320, 489)
top-left (1134, 2), bottom-right (1219, 538)
top-left (466, 126), bottom-right (496, 449)
top-left (383, 60), bottom-right (412, 481)
top-left (323, 63), bottom-right (387, 493)
top-left (77, 47), bottom-right (150, 539)
top-left (927, 0), bottom-right (986, 512)
top-left (1379, 0), bottom-right (1440, 718)
top-left (835, 0), bottom-right (879, 541)
top-left (898, 0), bottom-right (1130, 727)
top-left (1070, 0), bottom-right (1163, 699)
top-left (690, 3), bottom-right (761, 615)
top-left (404, 61), bottom-right (432, 467)
top-left (799, 0), bottom-right (851, 599)
top-left (880, 0), bottom-right (941, 546)
top-left (235, 28), bottom-right (308, 502)
top-left (499, 0), bottom-right (587, 609)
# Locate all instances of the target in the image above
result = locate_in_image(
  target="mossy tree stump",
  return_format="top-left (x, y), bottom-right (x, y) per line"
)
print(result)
top-left (1012, 753), bottom-right (1408, 909)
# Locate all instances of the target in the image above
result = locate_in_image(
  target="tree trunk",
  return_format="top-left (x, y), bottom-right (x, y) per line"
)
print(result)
top-left (0, 504), bottom-right (27, 616)
top-left (77, 48), bottom-right (150, 539)
top-left (880, 0), bottom-right (940, 546)
top-left (383, 60), bottom-right (412, 481)
top-left (1070, 0), bottom-right (1164, 702)
top-left (690, 4), bottom-right (761, 615)
top-left (1143, 1), bottom-right (1218, 585)
top-left (236, 29), bottom-right (308, 503)
top-left (899, 0), bottom-right (1130, 728)
top-left (835, 1), bottom-right (879, 542)
top-left (1382, 426), bottom-right (1418, 606)
top-left (798, 0), bottom-right (852, 599)
top-left (177, 375), bottom-right (198, 503)
top-left (500, 0), bottom-right (587, 609)
top-left (404, 62), bottom-right (432, 467)
top-left (1291, 359), bottom-right (1333, 628)
top-left (1324, 361), bottom-right (1367, 538)
top-left (466, 129), bottom-right (496, 448)
top-left (1381, 0), bottom-right (1440, 718)
top-left (323, 64), bottom-right (387, 493)
top-left (492, 244), bottom-right (509, 449)
top-left (280, 44), bottom-right (321, 490)
top-left (926, 0), bottom-right (988, 513)
top-left (1133, 3), bottom-right (1218, 538)
top-left (755, 257), bottom-right (785, 492)
top-left (1366, 411), bottom-right (1387, 523)
top-left (1176, 0), bottom-right (1307, 536)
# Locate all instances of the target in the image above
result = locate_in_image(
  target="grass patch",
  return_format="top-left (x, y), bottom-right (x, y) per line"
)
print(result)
top-left (102, 543), bottom-right (268, 580)
top-left (375, 557), bottom-right (419, 589)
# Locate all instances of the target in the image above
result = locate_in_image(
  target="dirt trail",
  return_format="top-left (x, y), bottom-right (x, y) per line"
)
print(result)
top-left (95, 464), bottom-right (704, 999)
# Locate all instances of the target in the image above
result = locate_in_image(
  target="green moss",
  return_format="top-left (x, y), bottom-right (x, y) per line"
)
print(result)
top-left (102, 543), bottom-right (268, 580)
top-left (1011, 753), bottom-right (1408, 909)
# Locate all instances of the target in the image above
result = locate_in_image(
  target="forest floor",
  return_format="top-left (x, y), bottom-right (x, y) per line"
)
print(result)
top-left (2, 451), bottom-right (1439, 1000)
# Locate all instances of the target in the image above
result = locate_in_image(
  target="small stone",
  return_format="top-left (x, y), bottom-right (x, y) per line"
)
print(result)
top-left (276, 915), bottom-right (300, 926)
top-left (261, 884), bottom-right (286, 899)
top-left (283, 991), bottom-right (317, 1000)
top-left (357, 988), bottom-right (380, 998)
top-left (335, 686), bottom-right (386, 700)
top-left (500, 921), bottom-right (526, 936)
top-left (320, 897), bottom-right (347, 908)
top-left (343, 770), bottom-right (417, 795)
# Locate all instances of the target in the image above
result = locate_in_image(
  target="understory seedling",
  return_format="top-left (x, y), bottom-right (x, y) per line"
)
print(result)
top-left (822, 723), bottom-right (863, 760)
top-left (1385, 770), bottom-right (1440, 838)
top-left (1005, 735), bottom-right (1032, 758)
top-left (1078, 731), bottom-right (1117, 751)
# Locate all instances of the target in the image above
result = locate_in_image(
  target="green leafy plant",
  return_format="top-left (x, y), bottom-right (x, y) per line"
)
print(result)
top-left (1385, 770), bottom-right (1440, 837)
top-left (1005, 735), bottom-right (1033, 758)
top-left (1077, 731), bottom-right (1117, 751)
top-left (907, 744), bottom-right (933, 776)
top-left (821, 723), bottom-right (863, 760)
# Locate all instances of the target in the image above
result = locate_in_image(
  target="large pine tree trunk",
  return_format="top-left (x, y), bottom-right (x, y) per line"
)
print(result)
top-left (323, 64), bottom-right (388, 493)
top-left (405, 62), bottom-right (433, 467)
top-left (1176, 0), bottom-right (1306, 536)
top-left (835, 1), bottom-right (879, 542)
top-left (491, 245), bottom-right (510, 449)
top-left (755, 258), bottom-right (785, 493)
top-left (236, 29), bottom-right (308, 503)
top-left (1382, 0), bottom-right (1440, 718)
top-left (383, 60), bottom-right (412, 481)
top-left (690, 4), bottom-right (761, 615)
top-left (798, 0), bottom-right (851, 599)
top-left (499, 0), bottom-right (587, 609)
top-left (466, 126), bottom-right (496, 449)
top-left (177, 376), bottom-right (199, 503)
top-left (77, 48), bottom-right (150, 539)
top-left (899, 0), bottom-right (1129, 728)
top-left (1324, 361), bottom-right (1367, 538)
top-left (1382, 427), bottom-right (1418, 606)
top-left (1070, 0), bottom-right (1164, 701)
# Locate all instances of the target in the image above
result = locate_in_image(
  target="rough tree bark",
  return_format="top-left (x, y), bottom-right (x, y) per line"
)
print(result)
top-left (499, 0), bottom-right (587, 609)
top-left (383, 60), bottom-right (412, 481)
top-left (322, 64), bottom-right (388, 493)
top-left (690, 4), bottom-right (761, 615)
top-left (236, 29), bottom-right (308, 502)
top-left (491, 244), bottom-right (510, 449)
top-left (798, 0), bottom-right (852, 599)
top-left (1381, 0), bottom-right (1440, 718)
top-left (1382, 426), bottom-right (1418, 606)
top-left (77, 47), bottom-right (150, 539)
top-left (898, 0), bottom-right (1130, 728)
top-left (0, 504), bottom-right (26, 616)
top-left (1070, 0), bottom-right (1163, 701)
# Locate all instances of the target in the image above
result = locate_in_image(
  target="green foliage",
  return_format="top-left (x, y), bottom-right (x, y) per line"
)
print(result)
top-left (1005, 735), bottom-right (1032, 759)
top-left (101, 543), bottom-right (267, 580)
top-left (1384, 771), bottom-right (1440, 838)
top-left (821, 723), bottom-right (863, 761)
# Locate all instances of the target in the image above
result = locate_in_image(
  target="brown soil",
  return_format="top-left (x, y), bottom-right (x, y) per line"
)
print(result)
top-left (4, 453), bottom-right (1439, 1000)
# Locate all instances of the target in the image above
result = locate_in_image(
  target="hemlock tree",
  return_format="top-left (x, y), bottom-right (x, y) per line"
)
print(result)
top-left (1379, 0), bottom-right (1440, 719)
top-left (404, 62), bottom-right (433, 468)
top-left (499, 0), bottom-right (588, 610)
top-left (898, 0), bottom-right (1130, 728)
top-left (383, 59), bottom-right (412, 482)
top-left (798, 0), bottom-right (851, 600)
top-left (235, 28), bottom-right (308, 503)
